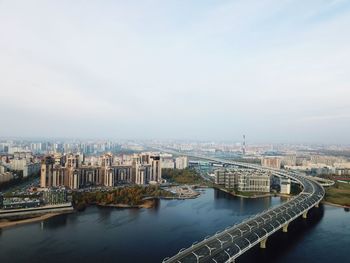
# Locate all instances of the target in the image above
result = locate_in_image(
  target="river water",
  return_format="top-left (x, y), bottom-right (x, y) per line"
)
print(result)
top-left (0, 188), bottom-right (349, 263)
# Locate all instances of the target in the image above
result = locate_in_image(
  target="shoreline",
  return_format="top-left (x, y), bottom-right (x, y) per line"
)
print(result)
top-left (322, 201), bottom-right (350, 209)
top-left (0, 211), bottom-right (72, 229)
top-left (97, 199), bottom-right (155, 209)
top-left (214, 186), bottom-right (292, 199)
top-left (1, 192), bottom-right (348, 231)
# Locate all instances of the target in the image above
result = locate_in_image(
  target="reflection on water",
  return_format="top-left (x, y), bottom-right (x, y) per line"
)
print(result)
top-left (0, 188), bottom-right (349, 263)
top-left (43, 214), bottom-right (69, 229)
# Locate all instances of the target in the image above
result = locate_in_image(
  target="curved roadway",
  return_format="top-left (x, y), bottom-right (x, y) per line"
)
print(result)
top-left (163, 157), bottom-right (325, 263)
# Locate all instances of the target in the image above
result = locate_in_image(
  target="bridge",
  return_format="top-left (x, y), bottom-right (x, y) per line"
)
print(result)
top-left (162, 155), bottom-right (325, 263)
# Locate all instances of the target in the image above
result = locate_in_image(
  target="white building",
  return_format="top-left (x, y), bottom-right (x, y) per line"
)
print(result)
top-left (235, 173), bottom-right (270, 192)
top-left (10, 159), bottom-right (27, 171)
top-left (175, 156), bottom-right (188, 170)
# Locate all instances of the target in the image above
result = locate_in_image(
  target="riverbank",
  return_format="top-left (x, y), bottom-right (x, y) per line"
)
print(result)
top-left (214, 186), bottom-right (288, 199)
top-left (97, 199), bottom-right (156, 209)
top-left (322, 201), bottom-right (350, 209)
top-left (324, 182), bottom-right (350, 207)
top-left (0, 212), bottom-right (71, 229)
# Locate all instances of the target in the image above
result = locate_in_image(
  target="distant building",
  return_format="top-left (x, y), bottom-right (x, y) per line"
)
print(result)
top-left (336, 168), bottom-right (350, 176)
top-left (261, 157), bottom-right (281, 169)
top-left (175, 156), bottom-right (188, 170)
top-left (23, 163), bottom-right (41, 178)
top-left (10, 159), bottom-right (27, 171)
top-left (281, 155), bottom-right (297, 166)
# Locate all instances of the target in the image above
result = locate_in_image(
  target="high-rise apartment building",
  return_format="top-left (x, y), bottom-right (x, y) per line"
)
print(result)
top-left (41, 152), bottom-right (162, 189)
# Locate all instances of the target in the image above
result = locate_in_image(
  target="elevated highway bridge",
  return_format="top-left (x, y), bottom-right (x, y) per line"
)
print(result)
top-left (162, 155), bottom-right (325, 263)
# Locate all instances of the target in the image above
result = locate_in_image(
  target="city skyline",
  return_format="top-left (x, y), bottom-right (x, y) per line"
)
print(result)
top-left (1, 1), bottom-right (350, 143)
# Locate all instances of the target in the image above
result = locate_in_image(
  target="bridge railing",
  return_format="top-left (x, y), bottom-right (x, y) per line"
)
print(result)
top-left (162, 154), bottom-right (325, 263)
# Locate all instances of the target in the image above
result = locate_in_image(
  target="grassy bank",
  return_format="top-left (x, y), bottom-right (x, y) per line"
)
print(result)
top-left (325, 182), bottom-right (350, 207)
top-left (162, 168), bottom-right (204, 184)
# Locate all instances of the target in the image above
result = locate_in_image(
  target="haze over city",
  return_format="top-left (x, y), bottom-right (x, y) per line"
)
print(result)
top-left (1, 0), bottom-right (350, 142)
top-left (1, 2), bottom-right (350, 263)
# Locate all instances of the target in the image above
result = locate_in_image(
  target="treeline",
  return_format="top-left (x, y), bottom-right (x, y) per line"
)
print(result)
top-left (162, 168), bottom-right (203, 184)
top-left (72, 185), bottom-right (173, 210)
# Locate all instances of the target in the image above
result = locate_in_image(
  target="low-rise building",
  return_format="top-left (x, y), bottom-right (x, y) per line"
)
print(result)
top-left (2, 197), bottom-right (41, 210)
top-left (215, 169), bottom-right (271, 193)
top-left (236, 173), bottom-right (270, 192)
top-left (215, 170), bottom-right (229, 185)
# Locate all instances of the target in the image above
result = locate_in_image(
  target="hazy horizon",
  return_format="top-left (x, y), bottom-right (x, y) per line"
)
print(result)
top-left (1, 1), bottom-right (350, 144)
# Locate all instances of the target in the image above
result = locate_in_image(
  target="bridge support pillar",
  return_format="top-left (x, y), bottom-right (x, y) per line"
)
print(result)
top-left (302, 210), bottom-right (308, 219)
top-left (282, 223), bottom-right (289, 233)
top-left (260, 238), bottom-right (267, 249)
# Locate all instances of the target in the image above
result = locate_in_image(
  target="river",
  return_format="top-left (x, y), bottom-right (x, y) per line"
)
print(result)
top-left (0, 188), bottom-right (349, 263)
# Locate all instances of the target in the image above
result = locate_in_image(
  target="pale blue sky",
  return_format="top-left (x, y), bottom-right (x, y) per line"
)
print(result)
top-left (0, 0), bottom-right (350, 143)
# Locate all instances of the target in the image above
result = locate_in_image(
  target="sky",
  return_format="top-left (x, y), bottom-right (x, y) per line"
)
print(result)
top-left (0, 0), bottom-right (350, 143)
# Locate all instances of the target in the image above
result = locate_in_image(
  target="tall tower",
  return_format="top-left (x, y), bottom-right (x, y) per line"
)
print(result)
top-left (41, 156), bottom-right (54, 188)
top-left (242, 135), bottom-right (246, 155)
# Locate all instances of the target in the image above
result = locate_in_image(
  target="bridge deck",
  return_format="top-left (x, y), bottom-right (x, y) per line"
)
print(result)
top-left (163, 157), bottom-right (325, 263)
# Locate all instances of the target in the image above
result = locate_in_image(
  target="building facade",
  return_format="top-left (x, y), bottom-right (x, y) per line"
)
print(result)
top-left (215, 169), bottom-right (271, 193)
top-left (261, 157), bottom-right (281, 169)
top-left (41, 152), bottom-right (162, 189)
top-left (175, 156), bottom-right (188, 170)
